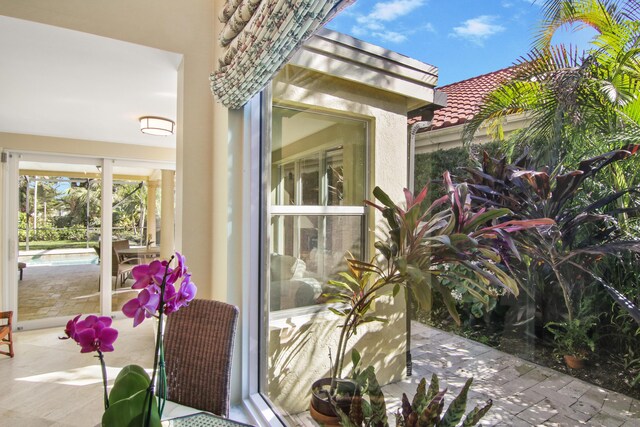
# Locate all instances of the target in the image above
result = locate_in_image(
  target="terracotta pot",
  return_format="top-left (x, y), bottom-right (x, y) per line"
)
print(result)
top-left (309, 402), bottom-right (341, 426)
top-left (310, 378), bottom-right (358, 419)
top-left (564, 354), bottom-right (586, 369)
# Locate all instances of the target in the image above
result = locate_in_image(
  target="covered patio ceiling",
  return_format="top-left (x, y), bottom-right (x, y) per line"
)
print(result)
top-left (0, 15), bottom-right (182, 158)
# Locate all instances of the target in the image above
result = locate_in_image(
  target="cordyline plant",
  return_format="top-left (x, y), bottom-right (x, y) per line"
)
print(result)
top-left (61, 252), bottom-right (197, 427)
top-left (335, 366), bottom-right (492, 427)
top-left (463, 146), bottom-right (640, 325)
top-left (324, 171), bottom-right (553, 385)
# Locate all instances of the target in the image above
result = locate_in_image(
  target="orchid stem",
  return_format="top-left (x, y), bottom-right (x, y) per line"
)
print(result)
top-left (145, 255), bottom-right (174, 427)
top-left (97, 350), bottom-right (109, 410)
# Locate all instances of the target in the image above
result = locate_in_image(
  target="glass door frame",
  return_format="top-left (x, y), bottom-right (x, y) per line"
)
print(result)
top-left (2, 151), bottom-right (174, 330)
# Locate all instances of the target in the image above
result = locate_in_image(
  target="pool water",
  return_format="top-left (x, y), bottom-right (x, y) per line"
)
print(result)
top-left (22, 256), bottom-right (99, 267)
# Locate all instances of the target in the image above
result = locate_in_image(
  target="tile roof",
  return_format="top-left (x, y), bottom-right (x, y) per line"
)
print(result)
top-left (412, 66), bottom-right (516, 131)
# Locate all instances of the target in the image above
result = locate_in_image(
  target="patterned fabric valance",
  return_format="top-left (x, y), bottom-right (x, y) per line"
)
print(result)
top-left (210, 0), bottom-right (354, 109)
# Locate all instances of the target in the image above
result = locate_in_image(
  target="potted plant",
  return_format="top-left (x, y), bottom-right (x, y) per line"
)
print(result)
top-left (310, 173), bottom-right (552, 424)
top-left (310, 256), bottom-right (395, 424)
top-left (61, 252), bottom-right (197, 426)
top-left (545, 307), bottom-right (600, 369)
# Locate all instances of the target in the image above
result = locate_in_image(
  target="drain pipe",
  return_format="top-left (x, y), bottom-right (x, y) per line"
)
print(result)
top-left (405, 119), bottom-right (432, 376)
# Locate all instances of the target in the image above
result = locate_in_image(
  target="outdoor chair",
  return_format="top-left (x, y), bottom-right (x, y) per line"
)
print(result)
top-left (163, 299), bottom-right (239, 417)
top-left (112, 240), bottom-right (141, 287)
top-left (18, 262), bottom-right (26, 280)
top-left (0, 311), bottom-right (14, 358)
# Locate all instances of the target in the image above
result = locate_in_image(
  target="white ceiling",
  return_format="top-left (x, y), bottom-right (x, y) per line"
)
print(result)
top-left (0, 15), bottom-right (182, 149)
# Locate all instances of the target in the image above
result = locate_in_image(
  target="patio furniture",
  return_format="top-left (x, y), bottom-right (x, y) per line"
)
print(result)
top-left (112, 240), bottom-right (142, 287)
top-left (18, 262), bottom-right (26, 280)
top-left (117, 246), bottom-right (161, 262)
top-left (0, 311), bottom-right (14, 358)
top-left (164, 299), bottom-right (239, 417)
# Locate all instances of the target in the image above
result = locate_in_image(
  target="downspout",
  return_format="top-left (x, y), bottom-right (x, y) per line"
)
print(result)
top-left (406, 119), bottom-right (432, 376)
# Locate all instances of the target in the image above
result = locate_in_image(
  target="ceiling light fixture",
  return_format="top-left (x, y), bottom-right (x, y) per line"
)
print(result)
top-left (139, 116), bottom-right (175, 136)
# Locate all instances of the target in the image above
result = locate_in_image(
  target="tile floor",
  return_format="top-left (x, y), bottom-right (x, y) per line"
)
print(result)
top-left (289, 322), bottom-right (640, 426)
top-left (2, 319), bottom-right (638, 426)
top-left (0, 318), bottom-right (155, 426)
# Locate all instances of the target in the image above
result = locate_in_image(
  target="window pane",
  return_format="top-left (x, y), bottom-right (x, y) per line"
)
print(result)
top-left (269, 214), bottom-right (362, 310)
top-left (271, 106), bottom-right (366, 207)
top-left (300, 156), bottom-right (319, 205)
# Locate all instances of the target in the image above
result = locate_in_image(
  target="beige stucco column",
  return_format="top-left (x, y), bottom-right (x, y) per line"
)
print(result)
top-left (160, 170), bottom-right (175, 259)
top-left (146, 180), bottom-right (158, 246)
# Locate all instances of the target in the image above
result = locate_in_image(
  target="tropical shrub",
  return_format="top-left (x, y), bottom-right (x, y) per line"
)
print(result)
top-left (463, 147), bottom-right (640, 326)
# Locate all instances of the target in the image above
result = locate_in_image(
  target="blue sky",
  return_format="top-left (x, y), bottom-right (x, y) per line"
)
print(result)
top-left (326, 0), bottom-right (596, 86)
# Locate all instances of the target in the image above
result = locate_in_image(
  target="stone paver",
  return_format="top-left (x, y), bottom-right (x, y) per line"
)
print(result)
top-left (18, 263), bottom-right (136, 321)
top-left (286, 322), bottom-right (640, 426)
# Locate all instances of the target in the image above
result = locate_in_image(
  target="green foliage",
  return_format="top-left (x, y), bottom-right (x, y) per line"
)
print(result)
top-left (463, 0), bottom-right (640, 166)
top-left (545, 306), bottom-right (600, 358)
top-left (464, 148), bottom-right (640, 324)
top-left (102, 364), bottom-right (160, 427)
top-left (414, 142), bottom-right (502, 195)
top-left (336, 370), bottom-right (492, 427)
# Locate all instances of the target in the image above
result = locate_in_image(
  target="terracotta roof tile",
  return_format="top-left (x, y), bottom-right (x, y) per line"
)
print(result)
top-left (413, 66), bottom-right (516, 131)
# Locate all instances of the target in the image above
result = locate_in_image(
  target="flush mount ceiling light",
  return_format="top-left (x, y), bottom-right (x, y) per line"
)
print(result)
top-left (139, 116), bottom-right (175, 136)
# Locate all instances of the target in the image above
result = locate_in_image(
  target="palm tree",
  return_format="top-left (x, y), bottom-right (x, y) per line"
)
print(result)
top-left (463, 0), bottom-right (640, 167)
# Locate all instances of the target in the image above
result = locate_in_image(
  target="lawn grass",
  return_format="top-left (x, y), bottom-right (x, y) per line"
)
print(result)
top-left (19, 241), bottom-right (97, 250)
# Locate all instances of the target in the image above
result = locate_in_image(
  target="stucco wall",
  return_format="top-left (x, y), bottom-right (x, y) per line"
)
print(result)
top-left (268, 65), bottom-right (409, 414)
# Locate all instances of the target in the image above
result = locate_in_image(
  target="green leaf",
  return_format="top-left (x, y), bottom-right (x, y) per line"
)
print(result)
top-left (461, 399), bottom-right (493, 426)
top-left (364, 366), bottom-right (388, 426)
top-left (436, 284), bottom-right (461, 326)
top-left (351, 348), bottom-right (361, 371)
top-left (425, 373), bottom-right (440, 404)
top-left (102, 388), bottom-right (160, 427)
top-left (464, 208), bottom-right (511, 232)
top-left (412, 378), bottom-right (428, 413)
top-left (440, 378), bottom-right (472, 427)
top-left (373, 186), bottom-right (397, 209)
top-left (108, 364), bottom-right (151, 405)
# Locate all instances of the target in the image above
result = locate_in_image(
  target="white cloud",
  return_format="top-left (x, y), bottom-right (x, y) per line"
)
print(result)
top-left (373, 31), bottom-right (407, 43)
top-left (369, 0), bottom-right (425, 21)
top-left (451, 15), bottom-right (506, 45)
top-left (352, 0), bottom-right (427, 44)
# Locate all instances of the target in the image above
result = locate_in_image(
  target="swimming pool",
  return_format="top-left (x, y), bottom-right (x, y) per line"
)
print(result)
top-left (24, 256), bottom-right (99, 266)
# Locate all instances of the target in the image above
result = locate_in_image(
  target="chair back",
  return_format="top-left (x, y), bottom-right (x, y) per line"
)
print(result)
top-left (111, 240), bottom-right (130, 276)
top-left (164, 299), bottom-right (239, 417)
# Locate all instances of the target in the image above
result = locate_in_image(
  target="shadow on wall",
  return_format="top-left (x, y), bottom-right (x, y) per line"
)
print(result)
top-left (267, 295), bottom-right (406, 415)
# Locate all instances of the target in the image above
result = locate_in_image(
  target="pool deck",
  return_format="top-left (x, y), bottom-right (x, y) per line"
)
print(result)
top-left (17, 263), bottom-right (136, 322)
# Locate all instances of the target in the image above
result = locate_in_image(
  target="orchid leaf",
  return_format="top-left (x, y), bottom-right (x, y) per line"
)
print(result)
top-left (101, 388), bottom-right (160, 427)
top-left (108, 364), bottom-right (150, 405)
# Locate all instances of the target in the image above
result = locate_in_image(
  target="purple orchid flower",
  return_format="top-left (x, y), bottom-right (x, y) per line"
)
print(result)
top-left (166, 252), bottom-right (187, 286)
top-left (122, 288), bottom-right (160, 327)
top-left (131, 260), bottom-right (165, 289)
top-left (61, 315), bottom-right (118, 353)
top-left (61, 314), bottom-right (82, 341)
top-left (123, 252), bottom-right (197, 326)
top-left (165, 274), bottom-right (197, 314)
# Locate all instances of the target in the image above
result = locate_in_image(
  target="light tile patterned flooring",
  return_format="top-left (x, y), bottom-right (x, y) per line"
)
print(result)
top-left (289, 322), bottom-right (640, 426)
top-left (18, 264), bottom-right (138, 321)
top-left (0, 318), bottom-right (155, 426)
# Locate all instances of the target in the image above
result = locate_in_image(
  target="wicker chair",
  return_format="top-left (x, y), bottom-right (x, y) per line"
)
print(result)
top-left (164, 299), bottom-right (239, 417)
top-left (0, 311), bottom-right (14, 358)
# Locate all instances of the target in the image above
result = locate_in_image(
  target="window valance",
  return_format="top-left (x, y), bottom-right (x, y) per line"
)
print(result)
top-left (210, 0), bottom-right (354, 109)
